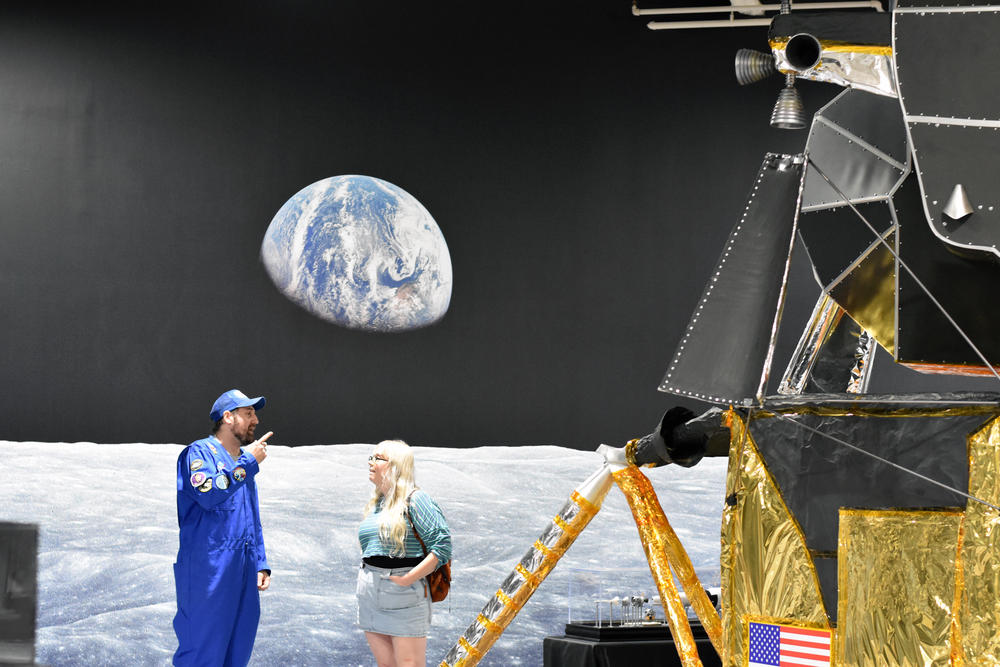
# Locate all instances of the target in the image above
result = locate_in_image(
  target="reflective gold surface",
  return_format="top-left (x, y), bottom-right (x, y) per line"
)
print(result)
top-left (828, 231), bottom-right (897, 357)
top-left (613, 469), bottom-right (698, 667)
top-left (769, 38), bottom-right (893, 55)
top-left (721, 410), bottom-right (830, 666)
top-left (818, 43), bottom-right (893, 56)
top-left (439, 466), bottom-right (613, 667)
top-left (838, 508), bottom-right (961, 666)
top-left (613, 465), bottom-right (724, 662)
top-left (953, 415), bottom-right (1000, 664)
top-left (625, 437), bottom-right (640, 467)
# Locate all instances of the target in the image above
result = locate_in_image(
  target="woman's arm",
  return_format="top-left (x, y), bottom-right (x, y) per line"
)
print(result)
top-left (388, 551), bottom-right (440, 587)
top-left (409, 491), bottom-right (452, 565)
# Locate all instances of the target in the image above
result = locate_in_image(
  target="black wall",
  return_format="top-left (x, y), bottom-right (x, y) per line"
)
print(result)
top-left (2, 1), bottom-right (932, 447)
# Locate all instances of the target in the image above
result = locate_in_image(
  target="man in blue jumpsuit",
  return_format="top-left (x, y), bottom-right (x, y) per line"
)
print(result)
top-left (173, 389), bottom-right (274, 667)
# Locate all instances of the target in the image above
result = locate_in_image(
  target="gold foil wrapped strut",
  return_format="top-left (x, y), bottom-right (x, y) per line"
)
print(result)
top-left (438, 465), bottom-right (613, 667)
top-left (455, 637), bottom-right (481, 665)
top-left (953, 415), bottom-right (1000, 664)
top-left (613, 470), bottom-right (698, 667)
top-left (625, 437), bottom-right (641, 467)
top-left (613, 465), bottom-right (724, 664)
top-left (571, 489), bottom-right (599, 515)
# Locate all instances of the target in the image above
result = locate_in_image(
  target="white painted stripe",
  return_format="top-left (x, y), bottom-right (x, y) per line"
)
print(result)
top-left (782, 629), bottom-right (832, 644)
top-left (801, 195), bottom-right (892, 213)
top-left (783, 643), bottom-right (832, 655)
top-left (895, 4), bottom-right (1000, 12)
top-left (782, 657), bottom-right (831, 667)
top-left (905, 115), bottom-right (1000, 128)
top-left (781, 655), bottom-right (831, 667)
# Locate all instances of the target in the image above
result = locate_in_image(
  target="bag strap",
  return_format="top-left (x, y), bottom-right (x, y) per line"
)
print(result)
top-left (405, 490), bottom-right (430, 558)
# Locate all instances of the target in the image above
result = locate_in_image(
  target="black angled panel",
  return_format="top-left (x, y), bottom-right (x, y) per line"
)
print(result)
top-left (659, 154), bottom-right (805, 405)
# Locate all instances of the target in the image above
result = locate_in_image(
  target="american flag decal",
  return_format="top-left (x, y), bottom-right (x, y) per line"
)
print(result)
top-left (747, 621), bottom-right (831, 667)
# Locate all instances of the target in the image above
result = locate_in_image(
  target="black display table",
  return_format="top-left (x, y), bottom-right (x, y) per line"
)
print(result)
top-left (543, 620), bottom-right (721, 667)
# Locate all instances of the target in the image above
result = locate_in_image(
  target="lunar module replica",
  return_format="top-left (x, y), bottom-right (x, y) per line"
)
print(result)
top-left (439, 1), bottom-right (1000, 665)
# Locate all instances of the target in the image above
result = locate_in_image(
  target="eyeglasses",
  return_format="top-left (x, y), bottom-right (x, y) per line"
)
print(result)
top-left (368, 454), bottom-right (389, 464)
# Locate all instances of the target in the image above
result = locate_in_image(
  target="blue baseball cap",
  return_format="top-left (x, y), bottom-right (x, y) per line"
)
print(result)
top-left (210, 389), bottom-right (266, 422)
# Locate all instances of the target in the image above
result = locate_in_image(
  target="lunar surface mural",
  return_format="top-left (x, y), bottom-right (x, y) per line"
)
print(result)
top-left (261, 175), bottom-right (453, 332)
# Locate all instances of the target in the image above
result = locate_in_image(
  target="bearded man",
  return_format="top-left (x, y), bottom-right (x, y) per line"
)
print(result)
top-left (172, 389), bottom-right (274, 667)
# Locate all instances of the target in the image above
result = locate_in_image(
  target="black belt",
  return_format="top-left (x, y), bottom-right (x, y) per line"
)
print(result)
top-left (363, 556), bottom-right (423, 568)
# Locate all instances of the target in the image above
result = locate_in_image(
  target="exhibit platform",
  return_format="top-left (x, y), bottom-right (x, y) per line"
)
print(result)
top-left (543, 619), bottom-right (721, 667)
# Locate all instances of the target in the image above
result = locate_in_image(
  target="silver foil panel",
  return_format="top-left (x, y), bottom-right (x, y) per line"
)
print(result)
top-left (802, 91), bottom-right (908, 212)
top-left (778, 294), bottom-right (843, 395)
top-left (441, 646), bottom-right (466, 664)
top-left (802, 89), bottom-right (908, 212)
top-left (499, 570), bottom-right (524, 598)
top-left (557, 499), bottom-right (582, 524)
top-left (778, 294), bottom-right (878, 395)
top-left (519, 548), bottom-right (547, 574)
top-left (846, 330), bottom-right (876, 394)
top-left (813, 88), bottom-right (909, 167)
top-left (462, 619), bottom-right (489, 646)
top-left (781, 50), bottom-right (896, 99)
top-left (480, 595), bottom-right (505, 621)
top-left (803, 124), bottom-right (904, 210)
top-left (537, 523), bottom-right (563, 549)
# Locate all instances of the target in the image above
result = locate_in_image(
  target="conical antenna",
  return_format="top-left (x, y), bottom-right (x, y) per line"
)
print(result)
top-left (943, 183), bottom-right (975, 221)
top-left (735, 49), bottom-right (777, 86)
top-left (770, 73), bottom-right (807, 130)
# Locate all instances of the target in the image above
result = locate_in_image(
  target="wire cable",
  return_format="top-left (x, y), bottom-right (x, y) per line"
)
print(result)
top-left (769, 410), bottom-right (1000, 512)
top-left (806, 158), bottom-right (1000, 385)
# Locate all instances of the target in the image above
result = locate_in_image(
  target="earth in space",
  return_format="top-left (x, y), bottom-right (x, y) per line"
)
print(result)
top-left (261, 175), bottom-right (452, 332)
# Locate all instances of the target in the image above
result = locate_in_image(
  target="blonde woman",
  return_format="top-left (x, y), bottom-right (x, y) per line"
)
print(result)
top-left (357, 440), bottom-right (452, 667)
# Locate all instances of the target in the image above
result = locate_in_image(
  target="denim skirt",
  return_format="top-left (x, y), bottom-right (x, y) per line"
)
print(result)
top-left (356, 563), bottom-right (432, 637)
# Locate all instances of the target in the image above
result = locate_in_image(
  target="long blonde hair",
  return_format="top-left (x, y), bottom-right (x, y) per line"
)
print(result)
top-left (363, 439), bottom-right (417, 556)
